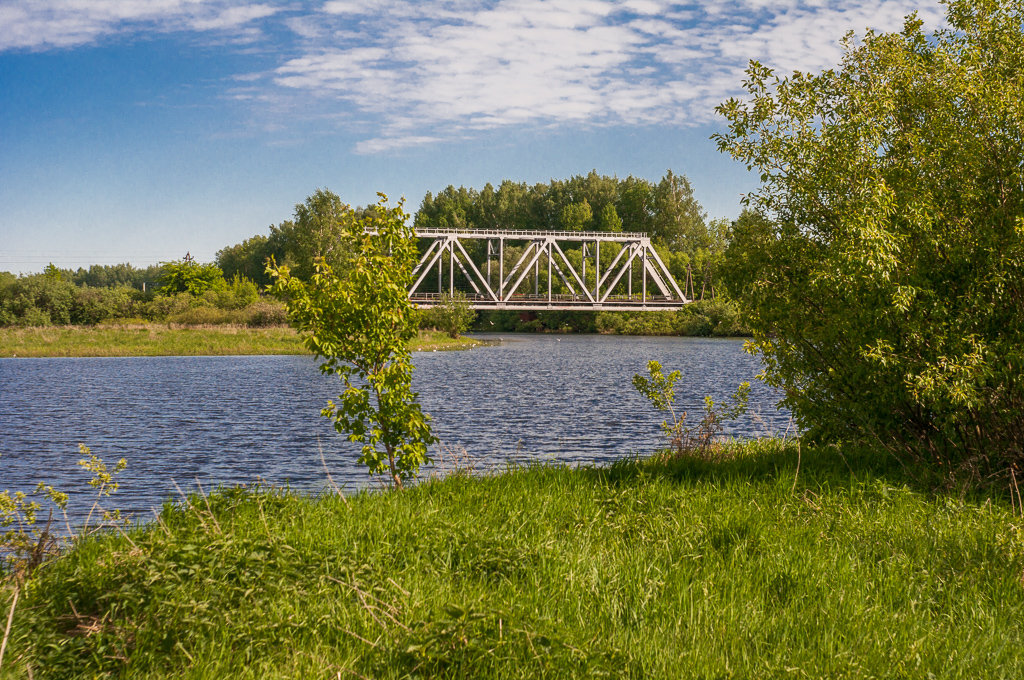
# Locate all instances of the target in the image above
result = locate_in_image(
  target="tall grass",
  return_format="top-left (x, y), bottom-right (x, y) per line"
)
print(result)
top-left (0, 326), bottom-right (484, 358)
top-left (3, 441), bottom-right (1022, 678)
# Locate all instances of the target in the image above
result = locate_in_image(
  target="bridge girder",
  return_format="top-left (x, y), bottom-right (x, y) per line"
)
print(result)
top-left (407, 228), bottom-right (690, 311)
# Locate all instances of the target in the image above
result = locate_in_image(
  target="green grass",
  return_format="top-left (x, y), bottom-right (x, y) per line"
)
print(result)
top-left (0, 325), bottom-right (484, 357)
top-left (3, 441), bottom-right (1023, 679)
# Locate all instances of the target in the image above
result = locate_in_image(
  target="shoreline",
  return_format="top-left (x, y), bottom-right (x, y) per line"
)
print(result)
top-left (0, 324), bottom-right (487, 358)
top-left (3, 441), bottom-right (1020, 677)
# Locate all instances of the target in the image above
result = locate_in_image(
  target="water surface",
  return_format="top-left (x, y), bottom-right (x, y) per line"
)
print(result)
top-left (0, 334), bottom-right (788, 520)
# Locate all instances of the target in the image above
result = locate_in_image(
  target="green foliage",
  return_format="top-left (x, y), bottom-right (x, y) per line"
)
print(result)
top-left (218, 189), bottom-right (359, 286)
top-left (200, 274), bottom-right (260, 311)
top-left (560, 200), bottom-right (593, 231)
top-left (239, 299), bottom-right (288, 327)
top-left (159, 258), bottom-right (227, 297)
top-left (0, 273), bottom-right (148, 327)
top-left (1, 476), bottom-right (67, 581)
top-left (714, 0), bottom-right (1024, 486)
top-left (598, 203), bottom-right (622, 232)
top-left (1, 444), bottom-right (126, 581)
top-left (275, 189), bottom-right (356, 281)
top-left (77, 447), bottom-right (129, 531)
top-left (68, 263), bottom-right (162, 290)
top-left (650, 170), bottom-right (708, 252)
top-left (633, 360), bottom-right (750, 458)
top-left (416, 170), bottom-right (710, 249)
top-left (0, 271), bottom-right (75, 325)
top-left (0, 264), bottom-right (272, 329)
top-left (216, 235), bottom-right (275, 287)
top-left (423, 291), bottom-right (476, 338)
top-left (595, 299), bottom-right (748, 337)
top-left (269, 194), bottom-right (436, 488)
top-left (6, 446), bottom-right (1024, 677)
top-left (69, 285), bottom-right (137, 325)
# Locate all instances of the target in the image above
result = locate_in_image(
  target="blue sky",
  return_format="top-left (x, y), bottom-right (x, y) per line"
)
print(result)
top-left (0, 0), bottom-right (944, 273)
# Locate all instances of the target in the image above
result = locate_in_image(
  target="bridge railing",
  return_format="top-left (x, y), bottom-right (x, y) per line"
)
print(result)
top-left (411, 227), bottom-right (649, 241)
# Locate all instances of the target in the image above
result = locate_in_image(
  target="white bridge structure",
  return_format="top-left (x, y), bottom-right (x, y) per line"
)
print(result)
top-left (408, 228), bottom-right (691, 311)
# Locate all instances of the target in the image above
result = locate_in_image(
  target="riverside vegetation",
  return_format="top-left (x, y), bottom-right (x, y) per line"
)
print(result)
top-left (4, 1), bottom-right (1024, 676)
top-left (2, 443), bottom-right (1023, 678)
top-left (0, 326), bottom-right (481, 358)
top-left (1, 169), bottom-right (752, 340)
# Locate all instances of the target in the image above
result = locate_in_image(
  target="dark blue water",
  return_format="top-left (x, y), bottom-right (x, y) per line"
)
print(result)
top-left (0, 334), bottom-right (788, 520)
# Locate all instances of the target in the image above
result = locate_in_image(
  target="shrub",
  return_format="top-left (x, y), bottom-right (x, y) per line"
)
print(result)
top-left (166, 305), bottom-right (236, 326)
top-left (0, 273), bottom-right (75, 326)
top-left (241, 300), bottom-right (287, 327)
top-left (715, 0), bottom-right (1024, 487)
top-left (159, 259), bottom-right (226, 296)
top-left (269, 194), bottom-right (436, 488)
top-left (632, 360), bottom-right (750, 459)
top-left (200, 275), bottom-right (260, 311)
top-left (69, 285), bottom-right (136, 325)
top-left (140, 292), bottom-right (194, 320)
top-left (422, 291), bottom-right (476, 338)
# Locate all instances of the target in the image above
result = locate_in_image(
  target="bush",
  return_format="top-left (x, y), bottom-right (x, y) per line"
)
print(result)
top-left (140, 292), bottom-right (194, 321)
top-left (715, 0), bottom-right (1024, 487)
top-left (166, 305), bottom-right (236, 326)
top-left (200, 275), bottom-right (260, 311)
top-left (0, 272), bottom-right (76, 326)
top-left (269, 195), bottom-right (435, 488)
top-left (421, 291), bottom-right (476, 338)
top-left (241, 300), bottom-right (287, 327)
top-left (70, 285), bottom-right (137, 325)
top-left (594, 302), bottom-right (748, 337)
top-left (159, 259), bottom-right (226, 296)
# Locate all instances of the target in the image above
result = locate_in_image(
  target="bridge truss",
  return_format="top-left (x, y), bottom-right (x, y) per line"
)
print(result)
top-left (408, 228), bottom-right (691, 311)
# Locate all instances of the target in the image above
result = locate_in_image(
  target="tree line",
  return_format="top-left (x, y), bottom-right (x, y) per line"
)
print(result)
top-left (264, 0), bottom-right (1024, 493)
top-left (214, 171), bottom-right (752, 335)
top-left (1, 170), bottom-right (752, 334)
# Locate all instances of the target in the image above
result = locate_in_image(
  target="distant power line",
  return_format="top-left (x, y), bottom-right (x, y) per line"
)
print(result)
top-left (0, 252), bottom-right (199, 265)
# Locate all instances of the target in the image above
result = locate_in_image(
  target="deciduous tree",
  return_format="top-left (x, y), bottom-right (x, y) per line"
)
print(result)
top-left (715, 0), bottom-right (1024, 486)
top-left (269, 195), bottom-right (435, 488)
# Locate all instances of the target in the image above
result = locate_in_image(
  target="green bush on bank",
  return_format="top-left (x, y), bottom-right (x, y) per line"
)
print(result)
top-left (3, 442), bottom-right (1023, 678)
top-left (716, 0), bottom-right (1024, 486)
top-left (474, 298), bottom-right (748, 336)
top-left (0, 268), bottom-right (284, 329)
top-left (0, 270), bottom-right (140, 327)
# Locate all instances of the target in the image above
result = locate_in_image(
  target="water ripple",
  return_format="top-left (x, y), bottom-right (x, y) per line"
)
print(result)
top-left (0, 334), bottom-right (789, 521)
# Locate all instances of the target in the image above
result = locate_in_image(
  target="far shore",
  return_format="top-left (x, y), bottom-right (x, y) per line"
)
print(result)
top-left (0, 324), bottom-right (487, 358)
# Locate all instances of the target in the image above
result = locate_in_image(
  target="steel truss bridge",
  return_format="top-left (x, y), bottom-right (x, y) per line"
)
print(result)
top-left (408, 228), bottom-right (691, 311)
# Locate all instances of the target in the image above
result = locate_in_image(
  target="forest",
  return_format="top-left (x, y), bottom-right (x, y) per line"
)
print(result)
top-left (0, 170), bottom-right (750, 336)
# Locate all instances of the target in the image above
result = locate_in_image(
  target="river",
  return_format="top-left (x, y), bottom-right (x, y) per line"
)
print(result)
top-left (0, 334), bottom-right (789, 521)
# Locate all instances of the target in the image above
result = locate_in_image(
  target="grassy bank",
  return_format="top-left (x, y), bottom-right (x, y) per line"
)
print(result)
top-left (3, 441), bottom-right (1022, 678)
top-left (0, 325), bottom-right (485, 357)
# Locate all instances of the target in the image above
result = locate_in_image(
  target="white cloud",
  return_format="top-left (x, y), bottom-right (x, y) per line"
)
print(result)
top-left (190, 4), bottom-right (279, 31)
top-left (265, 0), bottom-right (944, 152)
top-left (0, 0), bottom-right (281, 51)
top-left (0, 0), bottom-right (948, 153)
top-left (355, 134), bottom-right (445, 153)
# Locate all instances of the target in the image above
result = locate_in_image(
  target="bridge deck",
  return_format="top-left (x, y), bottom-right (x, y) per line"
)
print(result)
top-left (412, 293), bottom-right (688, 311)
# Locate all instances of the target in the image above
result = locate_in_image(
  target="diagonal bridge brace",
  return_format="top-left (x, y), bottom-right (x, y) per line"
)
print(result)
top-left (400, 228), bottom-right (690, 310)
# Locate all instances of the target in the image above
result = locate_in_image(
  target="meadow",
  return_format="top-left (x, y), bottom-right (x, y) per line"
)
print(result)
top-left (3, 441), bottom-right (1022, 679)
top-left (0, 325), bottom-right (483, 358)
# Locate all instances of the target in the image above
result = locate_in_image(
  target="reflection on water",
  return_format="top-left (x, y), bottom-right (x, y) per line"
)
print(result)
top-left (0, 334), bottom-right (788, 519)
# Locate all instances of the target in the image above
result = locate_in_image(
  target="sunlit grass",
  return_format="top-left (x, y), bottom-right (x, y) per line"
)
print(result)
top-left (0, 325), bottom-right (484, 357)
top-left (3, 441), bottom-right (1022, 678)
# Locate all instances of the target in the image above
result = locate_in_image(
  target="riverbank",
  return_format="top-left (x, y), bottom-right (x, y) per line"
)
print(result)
top-left (3, 441), bottom-right (1021, 678)
top-left (0, 325), bottom-right (484, 357)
